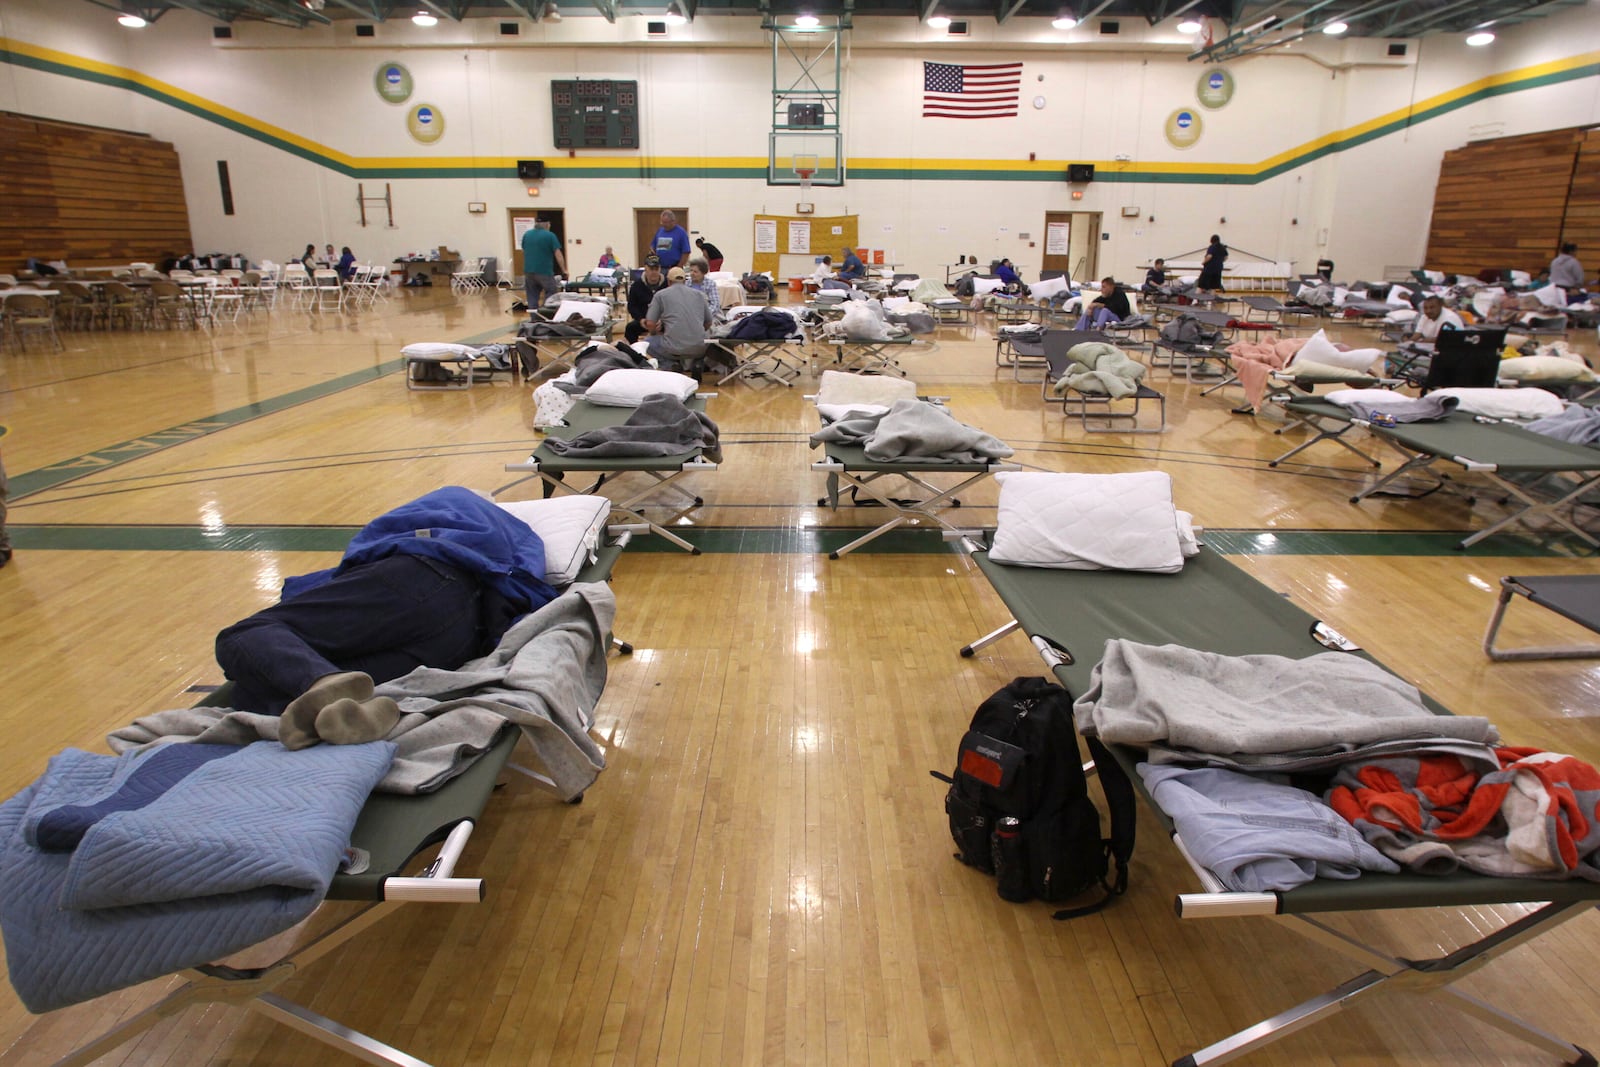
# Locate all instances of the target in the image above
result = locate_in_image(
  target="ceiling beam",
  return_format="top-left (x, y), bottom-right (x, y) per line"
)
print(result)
top-left (588, 0), bottom-right (618, 21)
top-left (920, 0), bottom-right (939, 21)
top-left (681, 0), bottom-right (698, 20)
top-left (1224, 0), bottom-right (1419, 60)
top-left (500, 0), bottom-right (538, 17)
top-left (995, 0), bottom-right (1029, 26)
top-left (325, 0), bottom-right (388, 19)
top-left (1378, 0), bottom-right (1498, 37)
top-left (1079, 0), bottom-right (1118, 19)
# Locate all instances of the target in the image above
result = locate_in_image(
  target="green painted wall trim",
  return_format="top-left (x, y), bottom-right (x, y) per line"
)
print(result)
top-left (3, 42), bottom-right (1595, 186)
top-left (6, 523), bottom-right (1586, 558)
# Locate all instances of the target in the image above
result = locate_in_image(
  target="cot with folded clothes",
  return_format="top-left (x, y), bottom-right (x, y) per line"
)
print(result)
top-left (710, 305), bottom-right (808, 386)
top-left (3, 495), bottom-right (632, 1067)
top-left (953, 479), bottom-right (1600, 1067)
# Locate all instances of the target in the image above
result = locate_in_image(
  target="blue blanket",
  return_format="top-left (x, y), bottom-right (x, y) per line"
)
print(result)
top-left (1, 740), bottom-right (393, 1013)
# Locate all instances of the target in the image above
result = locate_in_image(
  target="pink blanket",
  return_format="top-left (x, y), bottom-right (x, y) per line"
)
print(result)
top-left (1225, 335), bottom-right (1307, 410)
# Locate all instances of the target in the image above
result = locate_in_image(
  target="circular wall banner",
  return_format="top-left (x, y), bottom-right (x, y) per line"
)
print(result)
top-left (374, 62), bottom-right (413, 104)
top-left (407, 103), bottom-right (445, 144)
top-left (1196, 67), bottom-right (1235, 110)
top-left (1164, 107), bottom-right (1203, 149)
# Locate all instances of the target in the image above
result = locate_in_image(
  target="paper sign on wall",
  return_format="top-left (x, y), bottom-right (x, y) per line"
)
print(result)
top-left (1045, 222), bottom-right (1071, 256)
top-left (755, 219), bottom-right (778, 254)
top-left (788, 220), bottom-right (812, 255)
top-left (513, 217), bottom-right (540, 243)
top-left (831, 226), bottom-right (842, 235)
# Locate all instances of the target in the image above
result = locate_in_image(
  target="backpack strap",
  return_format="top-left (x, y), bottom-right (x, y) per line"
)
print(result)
top-left (1050, 736), bottom-right (1136, 921)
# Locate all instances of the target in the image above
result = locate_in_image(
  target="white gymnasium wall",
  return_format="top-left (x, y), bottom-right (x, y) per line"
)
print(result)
top-left (1, 0), bottom-right (1597, 280)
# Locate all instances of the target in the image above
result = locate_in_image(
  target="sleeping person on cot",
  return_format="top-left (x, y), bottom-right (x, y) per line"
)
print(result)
top-left (213, 486), bottom-right (558, 751)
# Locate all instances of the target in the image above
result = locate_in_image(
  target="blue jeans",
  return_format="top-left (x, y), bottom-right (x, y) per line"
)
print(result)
top-left (215, 555), bottom-right (496, 715)
top-left (1076, 307), bottom-right (1122, 330)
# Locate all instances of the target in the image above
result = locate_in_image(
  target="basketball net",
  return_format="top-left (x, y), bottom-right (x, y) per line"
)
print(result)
top-left (798, 169), bottom-right (814, 195)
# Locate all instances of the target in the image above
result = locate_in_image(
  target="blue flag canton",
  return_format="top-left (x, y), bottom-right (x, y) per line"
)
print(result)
top-left (925, 62), bottom-right (963, 93)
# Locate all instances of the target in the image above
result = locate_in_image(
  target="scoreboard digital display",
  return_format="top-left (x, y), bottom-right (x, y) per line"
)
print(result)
top-left (551, 80), bottom-right (638, 149)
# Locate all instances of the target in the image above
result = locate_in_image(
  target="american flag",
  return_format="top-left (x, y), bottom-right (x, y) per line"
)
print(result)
top-left (922, 61), bottom-right (1023, 119)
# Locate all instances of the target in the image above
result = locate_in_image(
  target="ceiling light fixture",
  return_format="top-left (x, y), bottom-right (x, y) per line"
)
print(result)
top-left (664, 1), bottom-right (686, 24)
top-left (412, 10), bottom-right (437, 26)
top-left (117, 12), bottom-right (147, 26)
top-left (794, 12), bottom-right (819, 27)
top-left (1176, 18), bottom-right (1202, 33)
top-left (927, 14), bottom-right (951, 28)
top-left (545, 2), bottom-right (562, 21)
top-left (1051, 11), bottom-right (1077, 29)
top-left (1466, 30), bottom-right (1495, 45)
top-left (1322, 20), bottom-right (1347, 35)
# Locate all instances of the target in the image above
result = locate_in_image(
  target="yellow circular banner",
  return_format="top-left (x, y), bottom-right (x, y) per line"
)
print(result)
top-left (1164, 107), bottom-right (1203, 149)
top-left (407, 103), bottom-right (445, 144)
top-left (374, 62), bottom-right (413, 104)
top-left (1196, 68), bottom-right (1235, 110)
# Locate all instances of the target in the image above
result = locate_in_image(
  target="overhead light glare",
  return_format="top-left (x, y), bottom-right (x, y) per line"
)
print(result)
top-left (794, 13), bottom-right (819, 27)
top-left (1051, 15), bottom-right (1077, 29)
top-left (1176, 18), bottom-right (1201, 33)
top-left (412, 10), bottom-right (437, 26)
top-left (117, 13), bottom-right (147, 27)
top-left (927, 14), bottom-right (951, 28)
top-left (545, 2), bottom-right (562, 20)
top-left (664, 2), bottom-right (686, 24)
top-left (1466, 30), bottom-right (1494, 46)
top-left (1322, 20), bottom-right (1347, 35)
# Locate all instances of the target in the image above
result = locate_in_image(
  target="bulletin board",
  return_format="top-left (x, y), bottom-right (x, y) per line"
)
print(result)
top-left (751, 213), bottom-right (859, 281)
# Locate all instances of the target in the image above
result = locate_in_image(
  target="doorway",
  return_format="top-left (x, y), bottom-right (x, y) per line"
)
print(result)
top-left (508, 208), bottom-right (566, 276)
top-left (1040, 210), bottom-right (1101, 285)
top-left (634, 207), bottom-right (691, 268)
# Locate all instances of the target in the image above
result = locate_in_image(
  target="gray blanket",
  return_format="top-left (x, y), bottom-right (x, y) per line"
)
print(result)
top-left (571, 343), bottom-right (650, 388)
top-left (109, 583), bottom-right (616, 799)
top-left (809, 398), bottom-right (1013, 464)
top-left (542, 394), bottom-right (723, 464)
top-left (1074, 640), bottom-right (1498, 757)
top-left (1347, 394), bottom-right (1458, 423)
top-left (1527, 402), bottom-right (1600, 444)
top-left (1, 740), bottom-right (394, 1012)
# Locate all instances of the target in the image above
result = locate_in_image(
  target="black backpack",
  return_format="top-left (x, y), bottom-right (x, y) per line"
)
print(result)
top-left (933, 677), bottom-right (1135, 919)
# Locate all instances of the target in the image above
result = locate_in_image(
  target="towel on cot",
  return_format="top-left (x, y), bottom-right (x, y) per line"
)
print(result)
top-left (1074, 640), bottom-right (1499, 760)
top-left (108, 584), bottom-right (615, 799)
top-left (541, 393), bottom-right (723, 464)
top-left (1, 739), bottom-right (394, 1012)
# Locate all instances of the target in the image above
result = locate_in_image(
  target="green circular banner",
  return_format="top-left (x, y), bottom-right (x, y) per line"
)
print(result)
top-left (374, 62), bottom-right (413, 104)
top-left (1165, 107), bottom-right (1203, 149)
top-left (407, 103), bottom-right (445, 144)
top-left (1196, 67), bottom-right (1235, 110)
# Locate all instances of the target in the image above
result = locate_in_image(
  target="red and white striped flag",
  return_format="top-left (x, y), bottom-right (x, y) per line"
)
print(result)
top-left (922, 61), bottom-right (1022, 119)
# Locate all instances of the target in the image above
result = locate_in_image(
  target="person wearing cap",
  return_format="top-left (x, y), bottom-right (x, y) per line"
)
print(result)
top-left (651, 209), bottom-right (691, 270)
top-left (642, 266), bottom-right (714, 374)
top-left (626, 255), bottom-right (669, 343)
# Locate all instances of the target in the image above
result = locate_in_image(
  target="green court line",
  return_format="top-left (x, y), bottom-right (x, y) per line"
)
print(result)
top-left (6, 524), bottom-right (1589, 557)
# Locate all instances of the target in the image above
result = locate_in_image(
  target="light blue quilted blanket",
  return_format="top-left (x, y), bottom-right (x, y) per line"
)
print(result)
top-left (1, 739), bottom-right (394, 1013)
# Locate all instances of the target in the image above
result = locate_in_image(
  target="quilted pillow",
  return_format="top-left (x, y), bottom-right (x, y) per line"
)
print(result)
top-left (551, 299), bottom-right (607, 325)
top-left (1497, 356), bottom-right (1594, 382)
top-left (495, 495), bottom-right (609, 586)
top-left (815, 369), bottom-right (918, 407)
top-left (401, 342), bottom-right (477, 360)
top-left (584, 368), bottom-right (698, 407)
top-left (988, 470), bottom-right (1187, 573)
top-left (1288, 329), bottom-right (1382, 374)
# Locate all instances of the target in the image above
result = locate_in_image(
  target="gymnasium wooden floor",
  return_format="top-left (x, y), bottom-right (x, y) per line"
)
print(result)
top-left (2, 286), bottom-right (1598, 1067)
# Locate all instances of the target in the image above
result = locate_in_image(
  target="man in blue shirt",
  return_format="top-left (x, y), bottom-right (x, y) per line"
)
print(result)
top-left (837, 246), bottom-right (865, 281)
top-left (652, 210), bottom-right (691, 269)
top-left (521, 219), bottom-right (567, 313)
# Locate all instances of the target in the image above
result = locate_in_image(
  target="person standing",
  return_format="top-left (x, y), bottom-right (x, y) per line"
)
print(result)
top-left (521, 219), bottom-right (567, 314)
top-left (625, 255), bottom-right (668, 343)
top-left (1550, 243), bottom-right (1585, 296)
top-left (1197, 234), bottom-right (1227, 293)
top-left (694, 237), bottom-right (724, 272)
top-left (651, 210), bottom-right (692, 269)
top-left (0, 424), bottom-right (11, 569)
top-left (642, 267), bottom-right (714, 374)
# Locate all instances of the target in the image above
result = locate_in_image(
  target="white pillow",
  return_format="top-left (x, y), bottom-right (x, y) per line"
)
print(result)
top-left (495, 495), bottom-right (609, 586)
top-left (1531, 284), bottom-right (1569, 310)
top-left (551, 299), bottom-right (607, 325)
top-left (973, 277), bottom-right (1005, 296)
top-left (1030, 275), bottom-right (1070, 300)
top-left (1496, 356), bottom-right (1595, 382)
top-left (1288, 329), bottom-right (1383, 374)
top-left (815, 369), bottom-right (918, 407)
top-left (584, 368), bottom-right (698, 407)
top-left (988, 471), bottom-right (1187, 573)
top-left (817, 402), bottom-right (891, 422)
top-left (590, 267), bottom-right (616, 280)
top-left (1430, 387), bottom-right (1566, 419)
top-left (1281, 359), bottom-right (1378, 382)
top-left (401, 342), bottom-right (477, 359)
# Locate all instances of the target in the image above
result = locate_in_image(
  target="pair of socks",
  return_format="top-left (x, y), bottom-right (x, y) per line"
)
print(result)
top-left (279, 671), bottom-right (400, 751)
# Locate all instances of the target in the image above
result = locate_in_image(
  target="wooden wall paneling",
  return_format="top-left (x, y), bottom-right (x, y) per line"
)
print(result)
top-left (0, 112), bottom-right (194, 271)
top-left (1559, 129), bottom-right (1600, 266)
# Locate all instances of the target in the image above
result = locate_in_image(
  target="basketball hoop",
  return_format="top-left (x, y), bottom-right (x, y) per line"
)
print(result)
top-left (797, 169), bottom-right (814, 194)
top-left (792, 152), bottom-right (819, 194)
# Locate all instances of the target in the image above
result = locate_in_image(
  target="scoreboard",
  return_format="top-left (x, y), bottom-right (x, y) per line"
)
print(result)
top-left (551, 80), bottom-right (639, 149)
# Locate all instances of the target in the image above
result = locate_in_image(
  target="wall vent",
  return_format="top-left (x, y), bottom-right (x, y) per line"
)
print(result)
top-left (947, 19), bottom-right (969, 35)
top-left (1100, 20), bottom-right (1120, 34)
top-left (1387, 42), bottom-right (1407, 56)
top-left (646, 20), bottom-right (668, 35)
top-left (355, 23), bottom-right (375, 37)
top-left (499, 21), bottom-right (520, 35)
top-left (212, 25), bottom-right (233, 39)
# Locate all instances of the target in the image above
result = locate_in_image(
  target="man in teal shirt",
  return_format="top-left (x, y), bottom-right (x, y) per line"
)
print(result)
top-left (521, 220), bottom-right (567, 313)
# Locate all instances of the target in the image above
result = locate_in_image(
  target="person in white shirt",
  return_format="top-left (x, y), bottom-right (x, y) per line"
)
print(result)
top-left (1407, 296), bottom-right (1463, 342)
top-left (810, 255), bottom-right (833, 282)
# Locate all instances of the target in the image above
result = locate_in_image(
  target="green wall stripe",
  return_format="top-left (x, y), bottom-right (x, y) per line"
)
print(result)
top-left (3, 43), bottom-right (1595, 185)
top-left (6, 523), bottom-right (1586, 557)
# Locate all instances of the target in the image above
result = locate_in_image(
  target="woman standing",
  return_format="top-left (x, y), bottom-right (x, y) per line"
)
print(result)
top-left (1197, 234), bottom-right (1227, 293)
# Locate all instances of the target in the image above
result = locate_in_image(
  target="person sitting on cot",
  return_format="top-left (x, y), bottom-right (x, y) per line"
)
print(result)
top-left (1076, 277), bottom-right (1131, 330)
top-left (213, 486), bottom-right (558, 751)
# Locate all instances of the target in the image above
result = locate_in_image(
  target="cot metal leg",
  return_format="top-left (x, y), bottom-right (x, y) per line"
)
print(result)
top-left (1457, 472), bottom-right (1600, 551)
top-left (1269, 417), bottom-right (1380, 469)
top-left (249, 993), bottom-right (434, 1067)
top-left (1483, 580), bottom-right (1600, 660)
top-left (1349, 449), bottom-right (1440, 502)
top-left (960, 619), bottom-right (1019, 657)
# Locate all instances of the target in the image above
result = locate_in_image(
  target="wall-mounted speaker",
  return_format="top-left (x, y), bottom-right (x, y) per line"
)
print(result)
top-left (517, 159), bottom-right (546, 181)
top-left (1068, 163), bottom-right (1095, 183)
